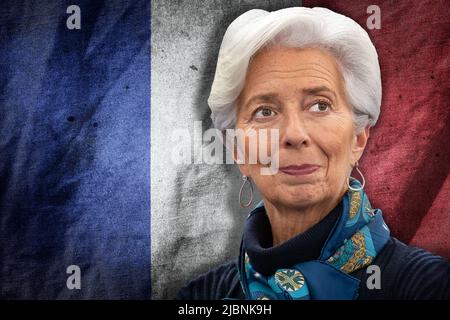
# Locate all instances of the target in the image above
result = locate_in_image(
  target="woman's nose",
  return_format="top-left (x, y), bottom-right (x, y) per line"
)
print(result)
top-left (280, 112), bottom-right (310, 148)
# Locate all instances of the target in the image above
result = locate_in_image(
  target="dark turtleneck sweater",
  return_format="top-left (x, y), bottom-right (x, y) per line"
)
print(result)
top-left (243, 203), bottom-right (341, 276)
top-left (177, 204), bottom-right (450, 300)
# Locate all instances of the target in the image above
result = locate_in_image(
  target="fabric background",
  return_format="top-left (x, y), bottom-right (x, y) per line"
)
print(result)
top-left (0, 0), bottom-right (448, 300)
top-left (0, 0), bottom-right (150, 299)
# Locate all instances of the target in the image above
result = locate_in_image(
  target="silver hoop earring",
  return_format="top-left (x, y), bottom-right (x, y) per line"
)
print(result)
top-left (347, 161), bottom-right (365, 192)
top-left (239, 175), bottom-right (254, 208)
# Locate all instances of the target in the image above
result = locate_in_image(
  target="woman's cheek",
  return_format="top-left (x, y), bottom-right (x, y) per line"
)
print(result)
top-left (326, 134), bottom-right (353, 181)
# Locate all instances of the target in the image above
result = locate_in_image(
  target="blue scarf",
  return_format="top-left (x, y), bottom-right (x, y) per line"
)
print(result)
top-left (238, 179), bottom-right (390, 300)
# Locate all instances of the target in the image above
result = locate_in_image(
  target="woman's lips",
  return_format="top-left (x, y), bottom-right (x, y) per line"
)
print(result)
top-left (279, 164), bottom-right (320, 176)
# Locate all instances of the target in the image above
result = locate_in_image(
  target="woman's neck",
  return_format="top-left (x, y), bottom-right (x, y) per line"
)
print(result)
top-left (263, 190), bottom-right (346, 246)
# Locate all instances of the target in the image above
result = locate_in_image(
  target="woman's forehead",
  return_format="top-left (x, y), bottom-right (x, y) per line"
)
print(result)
top-left (240, 47), bottom-right (345, 103)
top-left (248, 47), bottom-right (341, 81)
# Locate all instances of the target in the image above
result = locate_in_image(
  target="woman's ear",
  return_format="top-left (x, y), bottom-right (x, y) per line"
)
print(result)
top-left (351, 126), bottom-right (370, 164)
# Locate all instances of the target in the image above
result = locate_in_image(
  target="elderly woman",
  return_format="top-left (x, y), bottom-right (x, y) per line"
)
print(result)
top-left (177, 7), bottom-right (450, 300)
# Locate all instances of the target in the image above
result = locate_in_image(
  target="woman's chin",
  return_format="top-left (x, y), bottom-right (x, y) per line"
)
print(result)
top-left (273, 183), bottom-right (326, 208)
top-left (275, 171), bottom-right (325, 188)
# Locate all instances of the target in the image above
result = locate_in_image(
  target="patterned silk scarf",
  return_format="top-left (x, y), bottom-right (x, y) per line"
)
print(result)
top-left (238, 179), bottom-right (391, 300)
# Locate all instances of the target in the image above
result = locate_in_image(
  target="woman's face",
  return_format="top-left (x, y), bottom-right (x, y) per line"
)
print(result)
top-left (235, 46), bottom-right (369, 211)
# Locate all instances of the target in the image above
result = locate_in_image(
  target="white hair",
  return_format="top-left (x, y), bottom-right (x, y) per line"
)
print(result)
top-left (208, 7), bottom-right (382, 134)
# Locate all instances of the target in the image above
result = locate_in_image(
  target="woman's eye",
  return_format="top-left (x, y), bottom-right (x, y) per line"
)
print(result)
top-left (309, 101), bottom-right (331, 112)
top-left (254, 107), bottom-right (276, 118)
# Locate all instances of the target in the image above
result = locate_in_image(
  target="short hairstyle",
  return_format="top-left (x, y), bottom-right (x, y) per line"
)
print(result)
top-left (208, 7), bottom-right (382, 134)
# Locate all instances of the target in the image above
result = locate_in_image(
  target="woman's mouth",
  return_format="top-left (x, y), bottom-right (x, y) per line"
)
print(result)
top-left (279, 164), bottom-right (320, 176)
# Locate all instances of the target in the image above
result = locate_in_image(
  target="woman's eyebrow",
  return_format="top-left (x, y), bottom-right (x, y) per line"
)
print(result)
top-left (301, 86), bottom-right (337, 99)
top-left (243, 93), bottom-right (280, 109)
